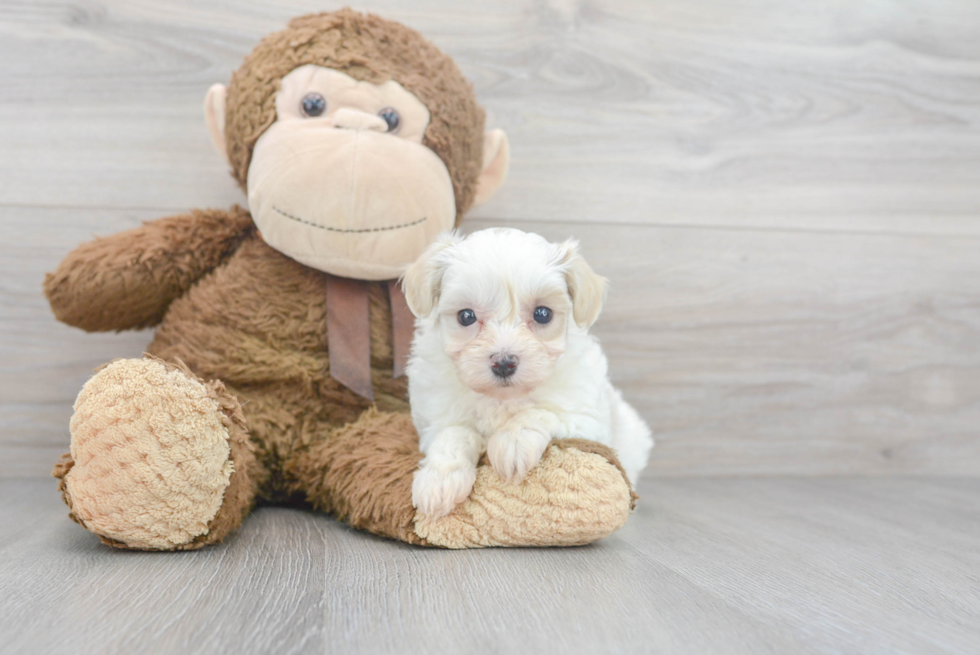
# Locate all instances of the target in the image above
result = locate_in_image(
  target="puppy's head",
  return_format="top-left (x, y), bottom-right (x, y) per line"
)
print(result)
top-left (402, 228), bottom-right (607, 399)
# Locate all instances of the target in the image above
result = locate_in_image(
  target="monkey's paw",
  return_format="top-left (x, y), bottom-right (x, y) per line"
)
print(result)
top-left (55, 357), bottom-right (246, 550)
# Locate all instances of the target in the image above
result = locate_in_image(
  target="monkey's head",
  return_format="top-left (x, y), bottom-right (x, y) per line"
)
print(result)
top-left (203, 10), bottom-right (509, 280)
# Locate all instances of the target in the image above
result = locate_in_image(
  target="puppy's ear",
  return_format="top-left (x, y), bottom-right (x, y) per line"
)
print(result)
top-left (558, 240), bottom-right (607, 328)
top-left (401, 232), bottom-right (460, 318)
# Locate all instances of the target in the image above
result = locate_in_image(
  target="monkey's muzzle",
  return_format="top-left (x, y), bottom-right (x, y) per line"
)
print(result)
top-left (247, 123), bottom-right (456, 280)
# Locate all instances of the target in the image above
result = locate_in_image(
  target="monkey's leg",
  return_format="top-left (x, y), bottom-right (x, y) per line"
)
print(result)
top-left (285, 409), bottom-right (636, 548)
top-left (52, 357), bottom-right (259, 550)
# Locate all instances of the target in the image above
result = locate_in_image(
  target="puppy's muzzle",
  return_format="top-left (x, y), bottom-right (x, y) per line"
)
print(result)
top-left (491, 353), bottom-right (519, 380)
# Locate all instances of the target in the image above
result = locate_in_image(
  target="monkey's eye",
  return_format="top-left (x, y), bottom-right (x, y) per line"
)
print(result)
top-left (533, 307), bottom-right (553, 324)
top-left (457, 309), bottom-right (477, 327)
top-left (378, 107), bottom-right (401, 133)
top-left (301, 93), bottom-right (326, 117)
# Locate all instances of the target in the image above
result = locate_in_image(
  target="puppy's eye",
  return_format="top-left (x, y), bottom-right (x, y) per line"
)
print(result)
top-left (378, 107), bottom-right (400, 133)
top-left (301, 93), bottom-right (326, 117)
top-left (457, 309), bottom-right (477, 327)
top-left (533, 307), bottom-right (553, 324)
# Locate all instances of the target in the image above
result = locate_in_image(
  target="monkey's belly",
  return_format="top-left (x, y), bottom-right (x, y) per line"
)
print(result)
top-left (146, 235), bottom-right (409, 478)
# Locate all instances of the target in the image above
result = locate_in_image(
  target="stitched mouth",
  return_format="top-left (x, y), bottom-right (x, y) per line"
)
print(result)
top-left (273, 206), bottom-right (428, 234)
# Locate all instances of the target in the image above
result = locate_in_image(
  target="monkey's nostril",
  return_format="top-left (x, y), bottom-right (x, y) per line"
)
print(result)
top-left (491, 354), bottom-right (519, 379)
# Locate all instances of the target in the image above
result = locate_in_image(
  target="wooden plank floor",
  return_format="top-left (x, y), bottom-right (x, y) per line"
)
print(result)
top-left (2, 476), bottom-right (978, 655)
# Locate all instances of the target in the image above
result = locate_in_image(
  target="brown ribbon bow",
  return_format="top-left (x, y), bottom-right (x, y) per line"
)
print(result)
top-left (324, 275), bottom-right (414, 401)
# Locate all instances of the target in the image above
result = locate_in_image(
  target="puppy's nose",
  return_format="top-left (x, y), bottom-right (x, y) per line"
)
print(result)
top-left (491, 354), bottom-right (519, 379)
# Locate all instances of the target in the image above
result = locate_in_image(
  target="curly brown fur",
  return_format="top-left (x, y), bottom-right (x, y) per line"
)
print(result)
top-left (285, 408), bottom-right (427, 545)
top-left (44, 206), bottom-right (254, 332)
top-left (146, 234), bottom-right (410, 485)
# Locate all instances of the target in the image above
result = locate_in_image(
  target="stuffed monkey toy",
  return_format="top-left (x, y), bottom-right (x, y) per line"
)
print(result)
top-left (44, 9), bottom-right (636, 551)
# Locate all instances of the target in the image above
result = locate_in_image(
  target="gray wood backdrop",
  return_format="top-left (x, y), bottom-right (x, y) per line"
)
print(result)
top-left (2, 0), bottom-right (979, 478)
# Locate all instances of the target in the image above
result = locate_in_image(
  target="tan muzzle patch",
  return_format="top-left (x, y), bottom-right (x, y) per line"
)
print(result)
top-left (247, 122), bottom-right (456, 280)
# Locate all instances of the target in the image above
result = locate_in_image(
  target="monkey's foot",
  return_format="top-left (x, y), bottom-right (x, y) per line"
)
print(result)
top-left (415, 439), bottom-right (637, 548)
top-left (53, 357), bottom-right (255, 550)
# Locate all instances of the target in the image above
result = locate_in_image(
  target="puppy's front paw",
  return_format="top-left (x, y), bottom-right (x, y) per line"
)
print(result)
top-left (412, 460), bottom-right (477, 520)
top-left (487, 427), bottom-right (550, 484)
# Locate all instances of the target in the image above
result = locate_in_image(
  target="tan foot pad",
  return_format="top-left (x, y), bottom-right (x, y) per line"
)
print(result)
top-left (414, 440), bottom-right (635, 548)
top-left (60, 358), bottom-right (235, 550)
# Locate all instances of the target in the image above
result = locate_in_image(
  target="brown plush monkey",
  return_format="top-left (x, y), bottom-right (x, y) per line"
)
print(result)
top-left (44, 9), bottom-right (635, 551)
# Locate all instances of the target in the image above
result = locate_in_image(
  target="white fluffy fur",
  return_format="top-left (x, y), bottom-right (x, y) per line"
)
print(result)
top-left (402, 228), bottom-right (653, 519)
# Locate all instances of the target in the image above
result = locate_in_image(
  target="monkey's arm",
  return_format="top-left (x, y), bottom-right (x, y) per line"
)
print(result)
top-left (44, 206), bottom-right (255, 332)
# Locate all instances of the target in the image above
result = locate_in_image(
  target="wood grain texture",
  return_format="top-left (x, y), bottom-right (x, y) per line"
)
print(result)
top-left (5, 207), bottom-right (979, 478)
top-left (2, 0), bottom-right (980, 477)
top-left (0, 481), bottom-right (329, 654)
top-left (1, 0), bottom-right (980, 234)
top-left (2, 477), bottom-right (979, 654)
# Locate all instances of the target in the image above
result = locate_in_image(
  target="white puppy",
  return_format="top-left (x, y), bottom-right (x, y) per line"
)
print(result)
top-left (402, 228), bottom-right (653, 519)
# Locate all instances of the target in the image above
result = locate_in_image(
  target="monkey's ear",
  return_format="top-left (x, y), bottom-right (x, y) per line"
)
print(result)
top-left (204, 83), bottom-right (229, 165)
top-left (400, 232), bottom-right (460, 318)
top-left (472, 129), bottom-right (510, 206)
top-left (559, 239), bottom-right (608, 328)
